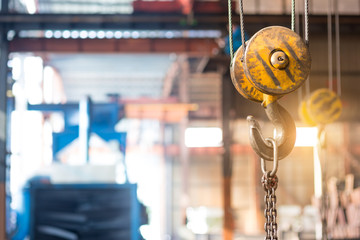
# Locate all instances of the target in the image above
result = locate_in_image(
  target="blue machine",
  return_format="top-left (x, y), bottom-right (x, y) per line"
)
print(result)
top-left (27, 97), bottom-right (127, 163)
top-left (12, 180), bottom-right (145, 240)
top-left (224, 26), bottom-right (249, 55)
top-left (10, 98), bottom-right (147, 240)
top-left (29, 182), bottom-right (143, 240)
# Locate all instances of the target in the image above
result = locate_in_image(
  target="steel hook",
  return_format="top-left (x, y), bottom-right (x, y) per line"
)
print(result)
top-left (247, 100), bottom-right (296, 161)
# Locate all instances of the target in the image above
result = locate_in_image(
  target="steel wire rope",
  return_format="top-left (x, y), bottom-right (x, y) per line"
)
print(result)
top-left (304, 0), bottom-right (311, 98)
top-left (238, 0), bottom-right (246, 52)
top-left (291, 0), bottom-right (296, 31)
top-left (296, 0), bottom-right (304, 102)
top-left (304, 0), bottom-right (309, 45)
top-left (227, 0), bottom-right (246, 61)
top-left (334, 0), bottom-right (342, 96)
top-left (228, 0), bottom-right (234, 61)
top-left (327, 0), bottom-right (333, 92)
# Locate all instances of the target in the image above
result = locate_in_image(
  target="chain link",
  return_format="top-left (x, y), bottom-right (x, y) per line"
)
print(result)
top-left (262, 171), bottom-right (279, 240)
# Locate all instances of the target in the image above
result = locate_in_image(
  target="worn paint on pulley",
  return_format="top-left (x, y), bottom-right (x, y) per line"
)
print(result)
top-left (262, 94), bottom-right (281, 107)
top-left (298, 100), bottom-right (316, 126)
top-left (230, 44), bottom-right (264, 103)
top-left (244, 26), bottom-right (311, 95)
top-left (307, 88), bottom-right (342, 125)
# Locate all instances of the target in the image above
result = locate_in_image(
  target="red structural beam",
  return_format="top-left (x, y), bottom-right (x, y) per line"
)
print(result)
top-left (132, 0), bottom-right (229, 14)
top-left (127, 144), bottom-right (254, 156)
top-left (9, 38), bottom-right (219, 54)
top-left (133, 0), bottom-right (183, 13)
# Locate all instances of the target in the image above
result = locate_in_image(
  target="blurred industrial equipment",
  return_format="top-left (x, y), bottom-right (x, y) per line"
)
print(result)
top-left (9, 97), bottom-right (147, 240)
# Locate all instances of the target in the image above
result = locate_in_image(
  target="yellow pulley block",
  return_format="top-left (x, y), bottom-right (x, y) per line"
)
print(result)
top-left (307, 88), bottom-right (342, 125)
top-left (230, 44), bottom-right (263, 103)
top-left (244, 26), bottom-right (311, 95)
top-left (298, 100), bottom-right (316, 126)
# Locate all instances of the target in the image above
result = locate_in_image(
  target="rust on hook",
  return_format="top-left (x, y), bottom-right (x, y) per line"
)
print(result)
top-left (247, 101), bottom-right (296, 161)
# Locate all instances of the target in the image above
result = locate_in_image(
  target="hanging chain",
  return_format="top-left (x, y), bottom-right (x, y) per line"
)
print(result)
top-left (262, 172), bottom-right (279, 240)
top-left (261, 138), bottom-right (279, 240)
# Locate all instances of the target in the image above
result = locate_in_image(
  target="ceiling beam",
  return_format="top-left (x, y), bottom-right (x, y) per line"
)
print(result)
top-left (1, 13), bottom-right (360, 32)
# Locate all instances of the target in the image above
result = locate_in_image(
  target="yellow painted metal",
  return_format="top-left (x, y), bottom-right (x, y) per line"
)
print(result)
top-left (230, 44), bottom-right (264, 103)
top-left (307, 88), bottom-right (342, 125)
top-left (298, 100), bottom-right (316, 126)
top-left (244, 26), bottom-right (311, 95)
top-left (262, 94), bottom-right (280, 108)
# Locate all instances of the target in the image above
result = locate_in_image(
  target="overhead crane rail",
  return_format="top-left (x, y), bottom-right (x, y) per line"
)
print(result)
top-left (0, 13), bottom-right (359, 32)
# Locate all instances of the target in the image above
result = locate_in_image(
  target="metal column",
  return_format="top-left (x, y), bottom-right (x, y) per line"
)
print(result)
top-left (79, 96), bottom-right (91, 163)
top-left (178, 55), bottom-right (189, 230)
top-left (1, 0), bottom-right (8, 13)
top-left (221, 70), bottom-right (234, 240)
top-left (0, 13), bottom-right (9, 239)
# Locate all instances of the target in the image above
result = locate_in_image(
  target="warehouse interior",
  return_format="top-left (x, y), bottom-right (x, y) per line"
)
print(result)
top-left (0, 0), bottom-right (360, 239)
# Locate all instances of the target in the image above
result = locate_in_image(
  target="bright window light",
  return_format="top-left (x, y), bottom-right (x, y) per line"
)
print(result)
top-left (23, 0), bottom-right (37, 14)
top-left (185, 127), bottom-right (222, 148)
top-left (80, 30), bottom-right (88, 39)
top-left (313, 146), bottom-right (322, 198)
top-left (295, 127), bottom-right (318, 147)
top-left (10, 57), bottom-right (22, 81)
top-left (186, 207), bottom-right (209, 234)
top-left (43, 66), bottom-right (54, 104)
top-left (45, 30), bottom-right (53, 38)
top-left (88, 31), bottom-right (97, 39)
top-left (97, 31), bottom-right (105, 39)
top-left (53, 30), bottom-right (62, 39)
top-left (62, 30), bottom-right (71, 39)
top-left (71, 31), bottom-right (80, 39)
top-left (24, 56), bottom-right (43, 104)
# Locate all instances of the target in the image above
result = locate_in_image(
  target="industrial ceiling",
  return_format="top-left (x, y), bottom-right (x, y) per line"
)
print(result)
top-left (7, 0), bottom-right (360, 15)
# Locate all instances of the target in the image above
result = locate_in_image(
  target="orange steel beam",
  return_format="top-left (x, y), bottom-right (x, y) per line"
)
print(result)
top-left (124, 103), bottom-right (198, 123)
top-left (9, 38), bottom-right (219, 54)
top-left (127, 144), bottom-right (254, 157)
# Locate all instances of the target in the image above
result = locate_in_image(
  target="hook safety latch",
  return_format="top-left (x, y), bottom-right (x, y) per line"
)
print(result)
top-left (247, 100), bottom-right (296, 161)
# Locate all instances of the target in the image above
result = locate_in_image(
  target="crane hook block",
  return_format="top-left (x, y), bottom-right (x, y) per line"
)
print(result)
top-left (307, 88), bottom-right (342, 125)
top-left (244, 26), bottom-right (311, 95)
top-left (230, 44), bottom-right (264, 103)
top-left (298, 100), bottom-right (316, 127)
